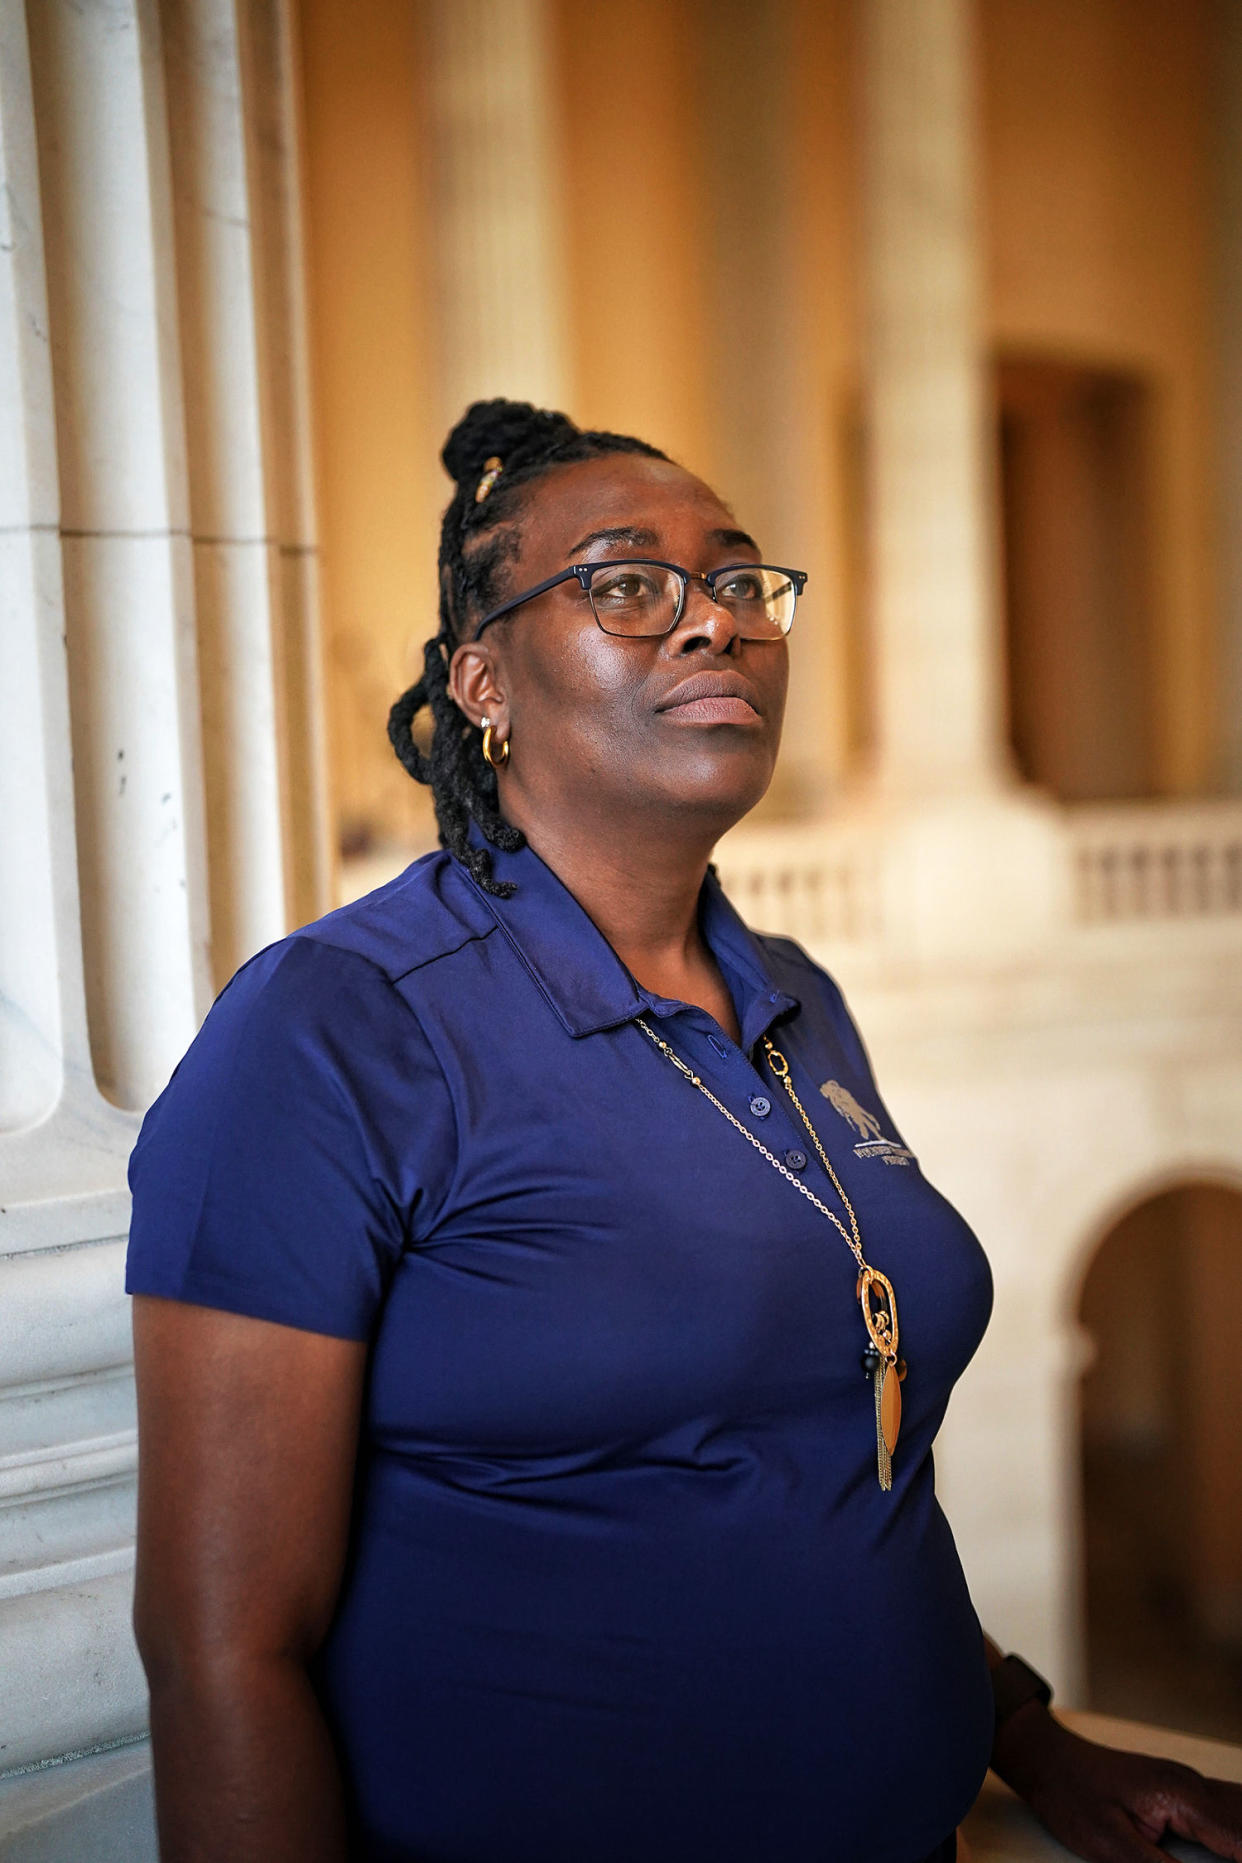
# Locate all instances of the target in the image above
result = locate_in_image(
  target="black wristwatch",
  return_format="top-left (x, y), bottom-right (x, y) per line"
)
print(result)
top-left (990, 1652), bottom-right (1053, 1732)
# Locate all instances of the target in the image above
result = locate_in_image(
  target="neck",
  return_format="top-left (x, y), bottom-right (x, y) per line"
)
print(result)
top-left (501, 797), bottom-right (722, 982)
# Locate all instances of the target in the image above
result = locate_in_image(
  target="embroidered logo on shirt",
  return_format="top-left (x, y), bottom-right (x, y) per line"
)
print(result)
top-left (819, 1080), bottom-right (914, 1166)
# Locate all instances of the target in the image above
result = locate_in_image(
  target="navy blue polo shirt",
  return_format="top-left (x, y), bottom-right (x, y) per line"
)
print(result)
top-left (127, 830), bottom-right (994, 1863)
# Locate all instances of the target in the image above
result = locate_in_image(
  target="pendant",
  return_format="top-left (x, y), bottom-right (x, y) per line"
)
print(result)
top-left (858, 1268), bottom-right (903, 1491)
top-left (880, 1356), bottom-right (902, 1453)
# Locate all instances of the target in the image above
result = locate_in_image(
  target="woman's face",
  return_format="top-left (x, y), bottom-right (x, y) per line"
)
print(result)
top-left (448, 453), bottom-right (789, 843)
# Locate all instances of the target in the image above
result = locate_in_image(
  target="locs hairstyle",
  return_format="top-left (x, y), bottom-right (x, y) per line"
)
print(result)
top-left (388, 399), bottom-right (666, 897)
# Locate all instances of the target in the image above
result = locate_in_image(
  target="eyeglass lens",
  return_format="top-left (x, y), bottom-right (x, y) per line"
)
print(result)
top-left (586, 563), bottom-right (796, 639)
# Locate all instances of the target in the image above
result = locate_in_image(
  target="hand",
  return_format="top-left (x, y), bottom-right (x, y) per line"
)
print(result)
top-left (991, 1701), bottom-right (1242, 1861)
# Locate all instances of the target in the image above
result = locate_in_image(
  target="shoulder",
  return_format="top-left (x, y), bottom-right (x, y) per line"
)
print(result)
top-left (142, 850), bottom-right (488, 1125)
top-left (130, 861), bottom-right (471, 1223)
top-left (202, 848), bottom-right (494, 1037)
top-left (292, 846), bottom-right (496, 983)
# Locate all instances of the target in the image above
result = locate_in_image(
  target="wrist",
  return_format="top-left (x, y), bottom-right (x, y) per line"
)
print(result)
top-left (990, 1693), bottom-right (1063, 1791)
top-left (988, 1652), bottom-right (1057, 1788)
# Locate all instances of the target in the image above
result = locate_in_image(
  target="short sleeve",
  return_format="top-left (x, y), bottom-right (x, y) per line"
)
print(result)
top-left (126, 935), bottom-right (456, 1339)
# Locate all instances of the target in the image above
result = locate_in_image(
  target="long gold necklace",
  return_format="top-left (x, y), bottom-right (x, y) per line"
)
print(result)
top-left (636, 1018), bottom-right (905, 1491)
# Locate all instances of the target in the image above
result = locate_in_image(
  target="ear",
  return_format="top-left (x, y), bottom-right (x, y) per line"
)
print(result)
top-left (448, 641), bottom-right (508, 735)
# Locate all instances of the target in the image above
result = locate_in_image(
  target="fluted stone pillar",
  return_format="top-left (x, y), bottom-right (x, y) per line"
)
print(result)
top-left (857, 0), bottom-right (1073, 1691)
top-left (0, 0), bottom-right (328, 1816)
top-left (861, 0), bottom-right (1004, 798)
top-left (856, 0), bottom-right (1064, 966)
top-left (423, 0), bottom-right (568, 432)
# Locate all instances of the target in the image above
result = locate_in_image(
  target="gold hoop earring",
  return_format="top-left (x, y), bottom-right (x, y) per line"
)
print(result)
top-left (481, 718), bottom-right (510, 769)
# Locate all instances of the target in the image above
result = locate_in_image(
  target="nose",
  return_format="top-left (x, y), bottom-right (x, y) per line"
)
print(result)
top-left (667, 575), bottom-right (742, 656)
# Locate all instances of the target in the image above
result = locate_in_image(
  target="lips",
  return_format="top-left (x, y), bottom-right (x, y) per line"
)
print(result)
top-left (655, 672), bottom-right (763, 723)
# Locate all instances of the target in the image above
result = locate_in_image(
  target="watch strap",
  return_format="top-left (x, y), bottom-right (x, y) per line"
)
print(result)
top-left (991, 1652), bottom-right (1053, 1731)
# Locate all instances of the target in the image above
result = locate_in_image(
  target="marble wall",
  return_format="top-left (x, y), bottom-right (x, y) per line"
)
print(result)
top-left (0, 0), bottom-right (327, 1794)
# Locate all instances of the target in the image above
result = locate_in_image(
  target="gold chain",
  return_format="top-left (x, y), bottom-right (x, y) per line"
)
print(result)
top-left (634, 1019), bottom-right (866, 1274)
top-left (636, 1017), bottom-right (904, 1492)
top-left (761, 1039), bottom-right (864, 1256)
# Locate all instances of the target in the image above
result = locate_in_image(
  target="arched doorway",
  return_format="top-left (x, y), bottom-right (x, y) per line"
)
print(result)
top-left (1078, 1182), bottom-right (1242, 1739)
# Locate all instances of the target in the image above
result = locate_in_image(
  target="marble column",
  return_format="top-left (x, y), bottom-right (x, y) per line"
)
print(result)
top-left (860, 0), bottom-right (1005, 798)
top-left (423, 0), bottom-right (569, 433)
top-left (0, 0), bottom-right (327, 1788)
top-left (855, 0), bottom-right (1064, 964)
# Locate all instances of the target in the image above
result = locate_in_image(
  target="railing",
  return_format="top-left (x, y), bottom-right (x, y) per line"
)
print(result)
top-left (340, 800), bottom-right (1242, 946)
top-left (712, 826), bottom-right (879, 946)
top-left (1067, 800), bottom-right (1242, 925)
top-left (712, 799), bottom-right (1242, 952)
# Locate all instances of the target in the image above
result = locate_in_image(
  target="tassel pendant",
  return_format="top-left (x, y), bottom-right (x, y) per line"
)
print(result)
top-left (873, 1361), bottom-right (893, 1490)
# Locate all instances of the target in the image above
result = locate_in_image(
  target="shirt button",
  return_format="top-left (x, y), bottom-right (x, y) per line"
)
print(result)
top-left (749, 1094), bottom-right (771, 1118)
top-left (785, 1148), bottom-right (808, 1171)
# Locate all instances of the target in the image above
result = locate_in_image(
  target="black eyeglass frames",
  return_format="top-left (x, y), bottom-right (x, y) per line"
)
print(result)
top-left (471, 559), bottom-right (808, 643)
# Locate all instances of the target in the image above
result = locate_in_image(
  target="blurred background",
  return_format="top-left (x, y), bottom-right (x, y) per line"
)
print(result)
top-left (3, 0), bottom-right (1242, 1830)
top-left (302, 0), bottom-right (1237, 854)
top-left (298, 0), bottom-right (1242, 1744)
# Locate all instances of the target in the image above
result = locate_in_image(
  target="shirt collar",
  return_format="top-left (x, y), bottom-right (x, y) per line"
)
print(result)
top-left (460, 822), bottom-right (799, 1048)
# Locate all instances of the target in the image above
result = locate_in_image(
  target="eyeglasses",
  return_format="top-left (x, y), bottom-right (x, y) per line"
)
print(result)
top-left (471, 559), bottom-right (808, 643)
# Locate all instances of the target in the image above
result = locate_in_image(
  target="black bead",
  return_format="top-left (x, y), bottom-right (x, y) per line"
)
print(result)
top-left (862, 1346), bottom-right (882, 1377)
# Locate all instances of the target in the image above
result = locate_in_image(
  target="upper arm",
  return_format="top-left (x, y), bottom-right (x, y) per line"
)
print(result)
top-left (132, 1296), bottom-right (368, 1677)
top-left (126, 937), bottom-right (457, 1338)
top-left (124, 939), bottom-right (455, 1674)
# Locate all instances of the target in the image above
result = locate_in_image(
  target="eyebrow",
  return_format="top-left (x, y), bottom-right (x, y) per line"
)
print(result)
top-left (565, 526), bottom-right (659, 559)
top-left (564, 523), bottom-right (762, 560)
top-left (708, 526), bottom-right (761, 555)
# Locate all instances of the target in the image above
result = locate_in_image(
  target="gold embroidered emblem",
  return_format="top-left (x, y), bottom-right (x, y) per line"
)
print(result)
top-left (819, 1080), bottom-right (914, 1166)
top-left (819, 1080), bottom-right (883, 1140)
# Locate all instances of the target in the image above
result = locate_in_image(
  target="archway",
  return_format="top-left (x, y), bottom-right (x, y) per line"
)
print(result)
top-left (1078, 1182), bottom-right (1242, 1739)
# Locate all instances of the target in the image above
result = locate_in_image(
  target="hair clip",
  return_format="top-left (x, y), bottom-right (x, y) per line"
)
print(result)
top-left (474, 456), bottom-right (503, 504)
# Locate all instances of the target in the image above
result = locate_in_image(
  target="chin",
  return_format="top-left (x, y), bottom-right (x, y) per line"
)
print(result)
top-left (655, 745), bottom-right (777, 829)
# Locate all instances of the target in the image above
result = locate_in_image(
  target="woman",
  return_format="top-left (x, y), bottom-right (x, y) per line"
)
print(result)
top-left (128, 400), bottom-right (1242, 1863)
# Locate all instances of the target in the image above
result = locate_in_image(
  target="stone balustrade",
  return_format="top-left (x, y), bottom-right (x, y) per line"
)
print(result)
top-left (715, 797), bottom-right (1242, 956)
top-left (1069, 799), bottom-right (1242, 923)
top-left (713, 822), bottom-right (883, 948)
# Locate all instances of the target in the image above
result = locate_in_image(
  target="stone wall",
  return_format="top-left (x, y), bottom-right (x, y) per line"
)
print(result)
top-left (0, 0), bottom-right (327, 1794)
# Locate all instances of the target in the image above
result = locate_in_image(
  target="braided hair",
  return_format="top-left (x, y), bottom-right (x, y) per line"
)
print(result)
top-left (388, 398), bottom-right (668, 896)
